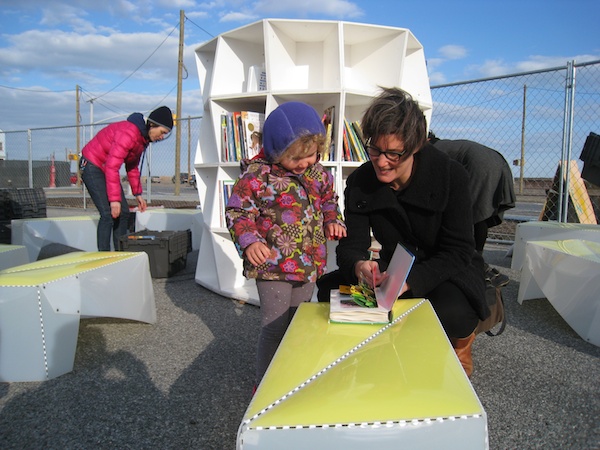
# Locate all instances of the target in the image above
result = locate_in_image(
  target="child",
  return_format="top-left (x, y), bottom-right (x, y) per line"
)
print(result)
top-left (226, 101), bottom-right (346, 386)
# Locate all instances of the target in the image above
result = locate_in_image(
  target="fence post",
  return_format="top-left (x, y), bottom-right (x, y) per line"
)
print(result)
top-left (519, 84), bottom-right (527, 195)
top-left (558, 60), bottom-right (577, 222)
top-left (28, 129), bottom-right (33, 188)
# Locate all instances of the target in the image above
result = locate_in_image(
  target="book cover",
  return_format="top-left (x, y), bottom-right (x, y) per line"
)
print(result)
top-left (329, 243), bottom-right (415, 324)
top-left (220, 114), bottom-right (229, 162)
top-left (322, 106), bottom-right (335, 161)
top-left (232, 111), bottom-right (242, 161)
top-left (242, 111), bottom-right (265, 159)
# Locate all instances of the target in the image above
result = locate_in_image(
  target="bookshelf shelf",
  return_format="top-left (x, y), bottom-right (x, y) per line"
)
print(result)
top-left (193, 19), bottom-right (431, 304)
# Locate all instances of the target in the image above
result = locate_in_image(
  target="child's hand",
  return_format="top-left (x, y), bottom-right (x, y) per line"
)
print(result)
top-left (325, 223), bottom-right (347, 240)
top-left (245, 242), bottom-right (271, 267)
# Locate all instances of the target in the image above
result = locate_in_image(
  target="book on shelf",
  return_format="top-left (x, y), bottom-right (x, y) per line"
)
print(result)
top-left (329, 243), bottom-right (415, 324)
top-left (241, 111), bottom-right (265, 159)
top-left (220, 114), bottom-right (229, 162)
top-left (343, 118), bottom-right (367, 162)
top-left (232, 111), bottom-right (243, 161)
top-left (219, 179), bottom-right (236, 227)
top-left (246, 65), bottom-right (267, 92)
top-left (351, 120), bottom-right (367, 160)
top-left (321, 106), bottom-right (335, 161)
top-left (220, 110), bottom-right (265, 162)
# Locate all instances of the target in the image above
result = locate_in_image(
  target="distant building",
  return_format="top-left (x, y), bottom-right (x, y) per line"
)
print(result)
top-left (0, 129), bottom-right (5, 160)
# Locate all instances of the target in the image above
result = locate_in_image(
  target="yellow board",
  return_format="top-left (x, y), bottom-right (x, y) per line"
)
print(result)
top-left (539, 160), bottom-right (597, 224)
top-left (244, 300), bottom-right (484, 429)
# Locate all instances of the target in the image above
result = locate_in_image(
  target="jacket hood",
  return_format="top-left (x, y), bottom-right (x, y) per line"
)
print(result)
top-left (127, 113), bottom-right (149, 140)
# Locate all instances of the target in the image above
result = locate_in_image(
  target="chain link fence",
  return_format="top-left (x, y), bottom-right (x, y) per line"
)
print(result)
top-left (0, 116), bottom-right (202, 202)
top-left (430, 60), bottom-right (600, 241)
top-left (2, 61), bottom-right (599, 241)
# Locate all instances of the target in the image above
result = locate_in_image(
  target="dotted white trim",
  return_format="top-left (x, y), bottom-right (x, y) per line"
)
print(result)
top-left (251, 414), bottom-right (485, 431)
top-left (244, 299), bottom-right (428, 428)
top-left (36, 287), bottom-right (50, 379)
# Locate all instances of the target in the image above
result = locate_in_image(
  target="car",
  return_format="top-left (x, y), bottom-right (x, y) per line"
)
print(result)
top-left (172, 173), bottom-right (190, 184)
top-left (151, 176), bottom-right (161, 183)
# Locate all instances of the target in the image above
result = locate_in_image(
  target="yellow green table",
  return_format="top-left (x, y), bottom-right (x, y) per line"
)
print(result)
top-left (238, 299), bottom-right (487, 449)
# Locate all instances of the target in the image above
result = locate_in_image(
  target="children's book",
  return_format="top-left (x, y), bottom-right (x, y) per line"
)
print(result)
top-left (329, 243), bottom-right (415, 324)
top-left (241, 111), bottom-right (265, 159)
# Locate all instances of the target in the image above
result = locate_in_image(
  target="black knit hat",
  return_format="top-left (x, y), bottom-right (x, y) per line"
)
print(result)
top-left (147, 106), bottom-right (173, 131)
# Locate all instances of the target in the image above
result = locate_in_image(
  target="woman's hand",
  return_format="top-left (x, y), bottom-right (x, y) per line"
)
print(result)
top-left (354, 260), bottom-right (388, 288)
top-left (244, 242), bottom-right (271, 267)
top-left (110, 201), bottom-right (121, 219)
top-left (136, 195), bottom-right (147, 213)
top-left (325, 223), bottom-right (347, 240)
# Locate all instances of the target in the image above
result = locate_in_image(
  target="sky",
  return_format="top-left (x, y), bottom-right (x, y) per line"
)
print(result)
top-left (0, 0), bottom-right (599, 133)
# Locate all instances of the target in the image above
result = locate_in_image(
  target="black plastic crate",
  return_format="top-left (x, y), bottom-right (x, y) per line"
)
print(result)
top-left (119, 229), bottom-right (192, 278)
top-left (0, 187), bottom-right (47, 220)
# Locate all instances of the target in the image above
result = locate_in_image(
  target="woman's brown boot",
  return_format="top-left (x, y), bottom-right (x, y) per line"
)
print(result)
top-left (452, 332), bottom-right (476, 377)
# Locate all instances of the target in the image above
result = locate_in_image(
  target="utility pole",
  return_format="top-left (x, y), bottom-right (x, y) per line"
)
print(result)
top-left (174, 9), bottom-right (184, 196)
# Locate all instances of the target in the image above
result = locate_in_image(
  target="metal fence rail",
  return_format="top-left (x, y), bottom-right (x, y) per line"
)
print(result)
top-left (0, 116), bottom-right (202, 203)
top-left (430, 60), bottom-right (600, 241)
top-left (2, 60), bottom-right (599, 241)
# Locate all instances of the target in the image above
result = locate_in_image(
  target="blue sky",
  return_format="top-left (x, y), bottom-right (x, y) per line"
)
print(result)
top-left (0, 0), bottom-right (599, 132)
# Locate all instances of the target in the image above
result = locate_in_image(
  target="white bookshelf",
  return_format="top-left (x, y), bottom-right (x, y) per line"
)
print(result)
top-left (194, 19), bottom-right (432, 305)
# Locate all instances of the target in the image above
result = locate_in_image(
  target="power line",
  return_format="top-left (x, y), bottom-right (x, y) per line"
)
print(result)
top-left (184, 15), bottom-right (214, 38)
top-left (0, 84), bottom-right (73, 93)
top-left (92, 22), bottom-right (180, 101)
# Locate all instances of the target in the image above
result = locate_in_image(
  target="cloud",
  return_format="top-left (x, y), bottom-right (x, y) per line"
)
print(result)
top-left (0, 29), bottom-right (179, 83)
top-left (465, 53), bottom-right (600, 79)
top-left (252, 0), bottom-right (363, 19)
top-left (438, 45), bottom-right (467, 60)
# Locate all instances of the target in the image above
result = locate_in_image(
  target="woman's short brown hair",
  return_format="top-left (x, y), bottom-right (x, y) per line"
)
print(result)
top-left (361, 87), bottom-right (428, 157)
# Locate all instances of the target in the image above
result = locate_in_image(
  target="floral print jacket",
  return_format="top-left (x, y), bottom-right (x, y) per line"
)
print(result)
top-left (226, 158), bottom-right (345, 283)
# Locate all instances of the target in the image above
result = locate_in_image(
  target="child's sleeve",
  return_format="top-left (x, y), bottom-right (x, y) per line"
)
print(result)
top-left (319, 168), bottom-right (346, 228)
top-left (225, 172), bottom-right (267, 258)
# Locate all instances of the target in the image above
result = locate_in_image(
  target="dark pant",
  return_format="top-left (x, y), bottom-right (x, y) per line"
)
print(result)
top-left (81, 160), bottom-right (129, 251)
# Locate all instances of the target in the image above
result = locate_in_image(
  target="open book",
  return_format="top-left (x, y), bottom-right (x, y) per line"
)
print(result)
top-left (329, 243), bottom-right (415, 324)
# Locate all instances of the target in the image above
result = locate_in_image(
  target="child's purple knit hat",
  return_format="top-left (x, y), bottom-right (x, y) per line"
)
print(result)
top-left (262, 101), bottom-right (325, 162)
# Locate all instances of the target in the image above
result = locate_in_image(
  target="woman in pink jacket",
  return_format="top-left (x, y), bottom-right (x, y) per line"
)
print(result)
top-left (80, 106), bottom-right (173, 251)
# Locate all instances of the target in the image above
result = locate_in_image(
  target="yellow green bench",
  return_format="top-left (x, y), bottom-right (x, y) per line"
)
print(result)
top-left (238, 299), bottom-right (487, 449)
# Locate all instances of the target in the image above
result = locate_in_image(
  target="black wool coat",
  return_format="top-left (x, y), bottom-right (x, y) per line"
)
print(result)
top-left (336, 144), bottom-right (489, 320)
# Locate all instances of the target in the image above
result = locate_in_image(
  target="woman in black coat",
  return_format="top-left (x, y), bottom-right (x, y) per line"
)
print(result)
top-left (336, 87), bottom-right (488, 376)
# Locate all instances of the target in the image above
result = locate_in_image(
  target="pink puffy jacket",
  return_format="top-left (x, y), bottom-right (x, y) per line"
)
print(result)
top-left (81, 115), bottom-right (149, 202)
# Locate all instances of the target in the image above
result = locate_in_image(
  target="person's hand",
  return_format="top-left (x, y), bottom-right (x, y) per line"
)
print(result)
top-left (354, 260), bottom-right (388, 288)
top-left (136, 195), bottom-right (147, 212)
top-left (244, 242), bottom-right (271, 267)
top-left (110, 201), bottom-right (121, 219)
top-left (325, 223), bottom-right (347, 240)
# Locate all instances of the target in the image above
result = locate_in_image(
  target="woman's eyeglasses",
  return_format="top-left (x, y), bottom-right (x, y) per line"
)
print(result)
top-left (365, 141), bottom-right (407, 162)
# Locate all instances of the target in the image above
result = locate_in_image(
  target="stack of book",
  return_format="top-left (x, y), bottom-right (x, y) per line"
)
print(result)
top-left (220, 111), bottom-right (265, 162)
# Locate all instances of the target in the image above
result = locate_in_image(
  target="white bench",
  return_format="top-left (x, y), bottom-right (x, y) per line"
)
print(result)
top-left (511, 221), bottom-right (600, 270)
top-left (0, 244), bottom-right (29, 270)
top-left (0, 251), bottom-right (156, 382)
top-left (11, 215), bottom-right (102, 260)
top-left (518, 239), bottom-right (600, 346)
